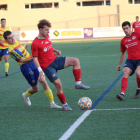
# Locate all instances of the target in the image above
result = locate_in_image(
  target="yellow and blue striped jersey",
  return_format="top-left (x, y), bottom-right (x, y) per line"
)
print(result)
top-left (0, 27), bottom-right (10, 49)
top-left (8, 39), bottom-right (31, 65)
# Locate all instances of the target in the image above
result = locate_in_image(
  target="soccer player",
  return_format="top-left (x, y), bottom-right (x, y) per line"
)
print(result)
top-left (31, 19), bottom-right (90, 110)
top-left (3, 31), bottom-right (62, 109)
top-left (132, 16), bottom-right (140, 33)
top-left (0, 18), bottom-right (10, 76)
top-left (116, 21), bottom-right (140, 101)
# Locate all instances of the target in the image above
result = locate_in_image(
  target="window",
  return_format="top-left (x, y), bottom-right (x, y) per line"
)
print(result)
top-left (24, 2), bottom-right (59, 9)
top-left (128, 0), bottom-right (140, 4)
top-left (106, 0), bottom-right (110, 5)
top-left (128, 0), bottom-right (133, 4)
top-left (76, 1), bottom-right (110, 7)
top-left (31, 3), bottom-right (52, 9)
top-left (76, 2), bottom-right (81, 7)
top-left (134, 0), bottom-right (140, 4)
top-left (54, 3), bottom-right (59, 8)
top-left (0, 4), bottom-right (7, 10)
top-left (25, 4), bottom-right (29, 9)
top-left (82, 1), bottom-right (104, 6)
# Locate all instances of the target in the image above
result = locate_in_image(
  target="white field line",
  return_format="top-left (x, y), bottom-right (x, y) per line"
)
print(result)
top-left (81, 55), bottom-right (117, 57)
top-left (59, 110), bottom-right (92, 140)
top-left (93, 108), bottom-right (140, 111)
top-left (59, 108), bottom-right (140, 140)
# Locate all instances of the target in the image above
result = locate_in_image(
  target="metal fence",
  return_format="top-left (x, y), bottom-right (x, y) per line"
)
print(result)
top-left (11, 14), bottom-right (119, 31)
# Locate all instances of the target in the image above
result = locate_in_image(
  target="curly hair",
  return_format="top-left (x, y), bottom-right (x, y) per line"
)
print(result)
top-left (37, 19), bottom-right (51, 29)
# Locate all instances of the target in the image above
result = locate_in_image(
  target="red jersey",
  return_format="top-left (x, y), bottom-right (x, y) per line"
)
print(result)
top-left (121, 32), bottom-right (140, 60)
top-left (31, 35), bottom-right (57, 70)
top-left (132, 22), bottom-right (140, 32)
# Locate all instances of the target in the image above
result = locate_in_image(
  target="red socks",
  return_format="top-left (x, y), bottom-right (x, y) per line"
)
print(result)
top-left (121, 77), bottom-right (128, 94)
top-left (137, 77), bottom-right (140, 88)
top-left (121, 77), bottom-right (140, 94)
top-left (73, 69), bottom-right (81, 82)
top-left (57, 93), bottom-right (67, 104)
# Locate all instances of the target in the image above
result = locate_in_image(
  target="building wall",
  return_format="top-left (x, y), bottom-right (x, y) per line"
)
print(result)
top-left (0, 0), bottom-right (139, 30)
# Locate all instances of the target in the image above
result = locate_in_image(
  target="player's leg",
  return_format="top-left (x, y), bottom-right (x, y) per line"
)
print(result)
top-left (3, 49), bottom-right (9, 77)
top-left (0, 49), bottom-right (3, 64)
top-left (64, 57), bottom-right (90, 90)
top-left (44, 65), bottom-right (72, 110)
top-left (121, 67), bottom-right (132, 93)
top-left (21, 62), bottom-right (58, 107)
top-left (34, 64), bottom-right (62, 109)
top-left (134, 64), bottom-right (140, 99)
top-left (22, 84), bottom-right (39, 106)
top-left (38, 74), bottom-right (62, 109)
top-left (20, 62), bottom-right (40, 106)
top-left (117, 59), bottom-right (134, 101)
top-left (116, 67), bottom-right (132, 101)
top-left (53, 79), bottom-right (72, 110)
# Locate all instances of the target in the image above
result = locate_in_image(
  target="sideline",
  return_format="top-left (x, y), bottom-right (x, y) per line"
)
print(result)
top-left (82, 42), bottom-right (105, 51)
top-left (0, 71), bottom-right (21, 80)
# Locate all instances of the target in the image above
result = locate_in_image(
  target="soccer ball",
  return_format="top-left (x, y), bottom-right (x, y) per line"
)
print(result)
top-left (78, 97), bottom-right (92, 110)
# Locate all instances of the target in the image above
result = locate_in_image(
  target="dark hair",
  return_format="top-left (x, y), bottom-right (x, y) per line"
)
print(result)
top-left (122, 21), bottom-right (131, 28)
top-left (136, 16), bottom-right (139, 18)
top-left (3, 31), bottom-right (12, 40)
top-left (37, 19), bottom-right (51, 29)
top-left (1, 18), bottom-right (6, 21)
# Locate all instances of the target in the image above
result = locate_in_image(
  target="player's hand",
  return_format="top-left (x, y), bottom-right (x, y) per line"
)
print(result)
top-left (24, 44), bottom-right (29, 49)
top-left (116, 65), bottom-right (121, 71)
top-left (0, 40), bottom-right (4, 44)
top-left (38, 71), bottom-right (45, 81)
top-left (56, 50), bottom-right (61, 55)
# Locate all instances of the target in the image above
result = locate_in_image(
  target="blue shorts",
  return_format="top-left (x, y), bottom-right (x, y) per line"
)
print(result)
top-left (124, 59), bottom-right (140, 76)
top-left (0, 48), bottom-right (9, 57)
top-left (20, 61), bottom-right (39, 86)
top-left (44, 57), bottom-right (66, 83)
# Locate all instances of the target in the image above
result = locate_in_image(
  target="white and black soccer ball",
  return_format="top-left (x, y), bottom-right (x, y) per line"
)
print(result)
top-left (78, 97), bottom-right (92, 110)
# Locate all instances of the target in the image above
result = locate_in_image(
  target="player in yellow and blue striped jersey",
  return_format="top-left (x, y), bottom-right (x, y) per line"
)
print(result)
top-left (0, 18), bottom-right (10, 76)
top-left (3, 31), bottom-right (62, 109)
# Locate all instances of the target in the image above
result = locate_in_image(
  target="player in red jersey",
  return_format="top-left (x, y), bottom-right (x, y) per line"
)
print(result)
top-left (132, 16), bottom-right (140, 33)
top-left (116, 21), bottom-right (140, 101)
top-left (31, 19), bottom-right (90, 110)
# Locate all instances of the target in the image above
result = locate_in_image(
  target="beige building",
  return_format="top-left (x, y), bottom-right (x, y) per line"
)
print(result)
top-left (0, 0), bottom-right (140, 31)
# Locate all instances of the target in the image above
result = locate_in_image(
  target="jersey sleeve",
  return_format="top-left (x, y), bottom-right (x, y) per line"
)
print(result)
top-left (9, 48), bottom-right (23, 60)
top-left (31, 41), bottom-right (38, 57)
top-left (120, 40), bottom-right (126, 52)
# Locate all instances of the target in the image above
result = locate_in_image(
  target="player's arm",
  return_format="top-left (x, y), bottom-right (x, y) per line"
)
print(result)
top-left (53, 48), bottom-right (61, 55)
top-left (10, 48), bottom-right (33, 64)
top-left (20, 57), bottom-right (33, 63)
top-left (33, 57), bottom-right (40, 68)
top-left (117, 40), bottom-right (126, 71)
top-left (116, 52), bottom-right (125, 71)
top-left (33, 57), bottom-right (45, 81)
